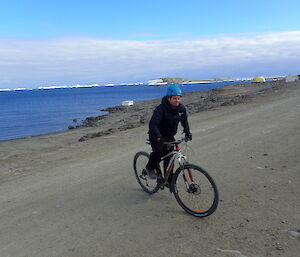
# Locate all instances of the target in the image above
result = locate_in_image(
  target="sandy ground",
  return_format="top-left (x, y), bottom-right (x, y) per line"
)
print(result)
top-left (0, 82), bottom-right (299, 257)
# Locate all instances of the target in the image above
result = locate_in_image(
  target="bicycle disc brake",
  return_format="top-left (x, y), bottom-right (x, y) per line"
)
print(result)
top-left (188, 184), bottom-right (201, 195)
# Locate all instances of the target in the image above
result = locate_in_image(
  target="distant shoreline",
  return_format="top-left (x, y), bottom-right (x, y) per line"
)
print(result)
top-left (0, 80), bottom-right (239, 92)
top-left (0, 76), bottom-right (285, 92)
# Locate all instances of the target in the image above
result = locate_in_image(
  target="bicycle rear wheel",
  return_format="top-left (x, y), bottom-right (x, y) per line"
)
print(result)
top-left (172, 164), bottom-right (219, 217)
top-left (133, 151), bottom-right (160, 194)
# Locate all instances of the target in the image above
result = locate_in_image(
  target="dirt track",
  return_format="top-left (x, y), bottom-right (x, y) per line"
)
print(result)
top-left (0, 82), bottom-right (299, 257)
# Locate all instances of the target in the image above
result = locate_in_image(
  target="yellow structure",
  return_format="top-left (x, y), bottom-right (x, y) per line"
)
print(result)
top-left (252, 76), bottom-right (266, 83)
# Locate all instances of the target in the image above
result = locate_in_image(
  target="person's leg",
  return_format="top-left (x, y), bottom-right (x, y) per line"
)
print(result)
top-left (163, 136), bottom-right (175, 185)
top-left (146, 137), bottom-right (164, 174)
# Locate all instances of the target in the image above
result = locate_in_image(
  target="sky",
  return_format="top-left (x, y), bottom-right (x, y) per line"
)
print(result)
top-left (0, 0), bottom-right (300, 89)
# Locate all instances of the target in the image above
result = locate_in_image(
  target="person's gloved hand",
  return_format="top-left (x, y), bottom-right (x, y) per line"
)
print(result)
top-left (185, 132), bottom-right (192, 141)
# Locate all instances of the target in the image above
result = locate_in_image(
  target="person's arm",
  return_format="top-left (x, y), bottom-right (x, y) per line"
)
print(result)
top-left (149, 106), bottom-right (165, 141)
top-left (181, 106), bottom-right (192, 140)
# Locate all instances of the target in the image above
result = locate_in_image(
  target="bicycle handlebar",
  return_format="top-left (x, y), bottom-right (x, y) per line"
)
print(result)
top-left (145, 137), bottom-right (191, 146)
top-left (163, 137), bottom-right (190, 146)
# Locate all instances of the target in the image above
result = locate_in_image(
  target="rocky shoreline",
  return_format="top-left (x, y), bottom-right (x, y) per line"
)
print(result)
top-left (73, 80), bottom-right (299, 142)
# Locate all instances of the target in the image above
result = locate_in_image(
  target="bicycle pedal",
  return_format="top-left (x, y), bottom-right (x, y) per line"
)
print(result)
top-left (139, 174), bottom-right (146, 180)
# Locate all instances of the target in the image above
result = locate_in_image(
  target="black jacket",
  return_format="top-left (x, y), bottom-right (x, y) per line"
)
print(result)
top-left (148, 96), bottom-right (190, 141)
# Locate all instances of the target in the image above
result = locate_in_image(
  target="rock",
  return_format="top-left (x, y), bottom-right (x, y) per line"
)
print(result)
top-left (216, 248), bottom-right (247, 257)
top-left (287, 230), bottom-right (300, 238)
top-left (78, 137), bottom-right (86, 142)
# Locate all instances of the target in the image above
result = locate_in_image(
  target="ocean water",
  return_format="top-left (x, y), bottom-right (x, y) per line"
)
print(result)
top-left (0, 82), bottom-right (245, 141)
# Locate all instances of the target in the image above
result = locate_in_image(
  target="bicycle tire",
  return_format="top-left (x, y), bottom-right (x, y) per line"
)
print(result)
top-left (172, 164), bottom-right (219, 217)
top-left (133, 151), bottom-right (160, 194)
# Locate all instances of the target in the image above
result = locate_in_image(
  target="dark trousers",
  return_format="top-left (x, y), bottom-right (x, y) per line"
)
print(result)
top-left (146, 135), bottom-right (175, 182)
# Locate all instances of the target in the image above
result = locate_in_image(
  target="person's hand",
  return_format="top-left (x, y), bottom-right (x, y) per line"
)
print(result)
top-left (185, 132), bottom-right (192, 141)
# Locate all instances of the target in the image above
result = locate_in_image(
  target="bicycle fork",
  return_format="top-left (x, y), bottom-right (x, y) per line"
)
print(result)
top-left (176, 153), bottom-right (195, 192)
top-left (182, 168), bottom-right (194, 192)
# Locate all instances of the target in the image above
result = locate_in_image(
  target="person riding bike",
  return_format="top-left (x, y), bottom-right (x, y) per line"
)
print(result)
top-left (146, 85), bottom-right (192, 185)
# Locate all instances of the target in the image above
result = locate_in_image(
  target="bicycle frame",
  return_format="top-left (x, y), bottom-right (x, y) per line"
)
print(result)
top-left (160, 140), bottom-right (189, 185)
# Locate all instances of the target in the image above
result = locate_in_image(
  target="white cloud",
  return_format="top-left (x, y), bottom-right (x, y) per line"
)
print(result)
top-left (1, 31), bottom-right (300, 88)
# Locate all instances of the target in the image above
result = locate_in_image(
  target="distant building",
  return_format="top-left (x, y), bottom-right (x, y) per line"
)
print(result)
top-left (122, 100), bottom-right (134, 106)
top-left (147, 79), bottom-right (167, 85)
top-left (285, 75), bottom-right (298, 82)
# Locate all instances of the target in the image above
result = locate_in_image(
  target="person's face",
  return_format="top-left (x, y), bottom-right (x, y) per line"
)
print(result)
top-left (168, 95), bottom-right (181, 108)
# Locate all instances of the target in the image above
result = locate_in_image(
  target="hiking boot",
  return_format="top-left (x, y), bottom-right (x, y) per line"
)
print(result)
top-left (146, 168), bottom-right (158, 180)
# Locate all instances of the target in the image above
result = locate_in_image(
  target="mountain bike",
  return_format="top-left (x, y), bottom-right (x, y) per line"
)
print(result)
top-left (133, 138), bottom-right (219, 217)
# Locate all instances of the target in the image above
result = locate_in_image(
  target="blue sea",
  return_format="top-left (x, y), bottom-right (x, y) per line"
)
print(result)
top-left (0, 82), bottom-right (246, 141)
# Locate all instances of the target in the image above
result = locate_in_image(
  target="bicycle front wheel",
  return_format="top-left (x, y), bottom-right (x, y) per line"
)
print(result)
top-left (172, 164), bottom-right (219, 217)
top-left (133, 151), bottom-right (160, 194)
